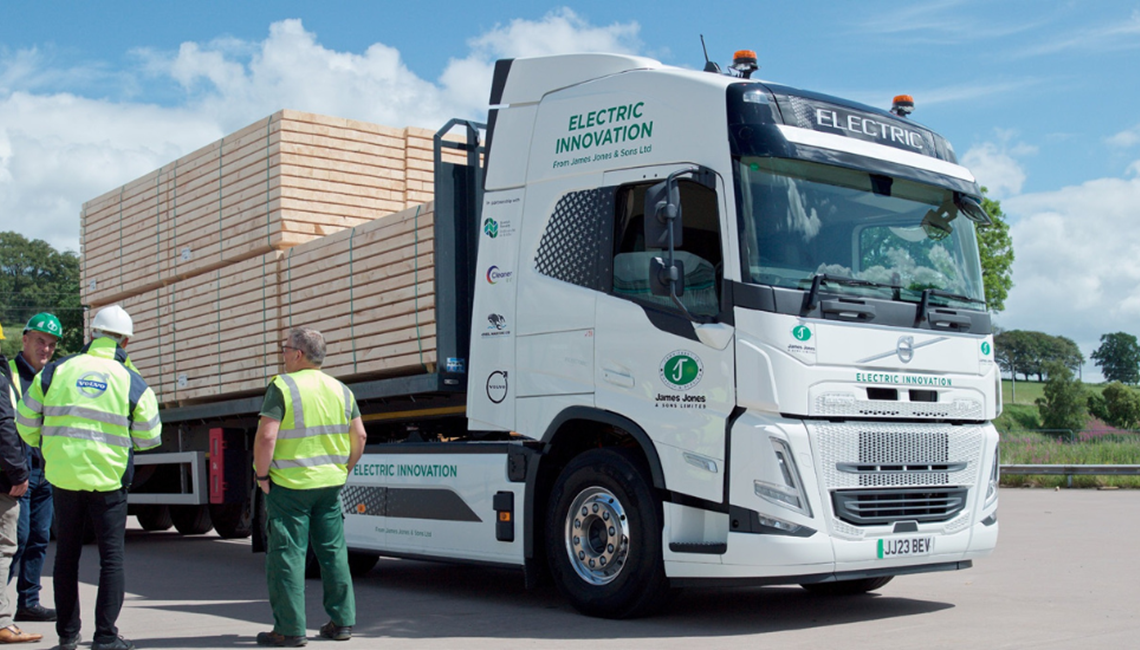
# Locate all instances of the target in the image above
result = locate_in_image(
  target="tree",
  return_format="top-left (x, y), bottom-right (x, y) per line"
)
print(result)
top-left (1091, 332), bottom-right (1140, 385)
top-left (0, 232), bottom-right (83, 356)
top-left (1099, 382), bottom-right (1140, 429)
top-left (1035, 361), bottom-right (1087, 436)
top-left (995, 330), bottom-right (1083, 381)
top-left (976, 188), bottom-right (1014, 313)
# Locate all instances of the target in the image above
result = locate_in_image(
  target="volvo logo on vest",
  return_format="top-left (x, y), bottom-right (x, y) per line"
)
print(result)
top-left (897, 336), bottom-right (915, 363)
top-left (76, 372), bottom-right (111, 398)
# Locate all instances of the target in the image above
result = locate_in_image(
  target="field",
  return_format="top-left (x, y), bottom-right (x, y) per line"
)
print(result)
top-left (997, 379), bottom-right (1140, 488)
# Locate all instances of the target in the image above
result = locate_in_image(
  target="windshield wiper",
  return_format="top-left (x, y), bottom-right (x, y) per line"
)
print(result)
top-left (801, 273), bottom-right (899, 314)
top-left (917, 288), bottom-right (986, 318)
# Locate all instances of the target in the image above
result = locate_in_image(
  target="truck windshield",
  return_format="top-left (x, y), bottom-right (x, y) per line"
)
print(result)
top-left (737, 157), bottom-right (986, 308)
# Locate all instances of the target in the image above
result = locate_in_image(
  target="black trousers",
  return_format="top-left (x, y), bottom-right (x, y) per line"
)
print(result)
top-left (53, 487), bottom-right (128, 643)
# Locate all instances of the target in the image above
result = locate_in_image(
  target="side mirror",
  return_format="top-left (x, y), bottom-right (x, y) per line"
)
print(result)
top-left (650, 257), bottom-right (685, 297)
top-left (644, 180), bottom-right (683, 248)
top-left (955, 193), bottom-right (992, 225)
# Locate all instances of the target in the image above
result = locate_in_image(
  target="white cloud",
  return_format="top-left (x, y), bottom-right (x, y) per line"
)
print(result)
top-left (1107, 124), bottom-right (1140, 148)
top-left (961, 141), bottom-right (1028, 198)
top-left (0, 13), bottom-right (644, 253)
top-left (999, 166), bottom-right (1140, 379)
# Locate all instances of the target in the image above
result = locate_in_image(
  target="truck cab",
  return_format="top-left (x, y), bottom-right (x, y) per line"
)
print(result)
top-left (342, 52), bottom-right (999, 618)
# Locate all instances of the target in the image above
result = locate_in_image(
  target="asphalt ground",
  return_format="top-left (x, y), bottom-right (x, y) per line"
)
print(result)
top-left (11, 487), bottom-right (1140, 649)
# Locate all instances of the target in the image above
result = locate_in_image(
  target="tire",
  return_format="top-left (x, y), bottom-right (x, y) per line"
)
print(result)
top-left (136, 505), bottom-right (173, 531)
top-left (348, 551), bottom-right (379, 577)
top-left (546, 448), bottom-right (671, 619)
top-left (210, 499), bottom-right (254, 539)
top-left (801, 576), bottom-right (894, 595)
top-left (170, 505), bottom-right (214, 535)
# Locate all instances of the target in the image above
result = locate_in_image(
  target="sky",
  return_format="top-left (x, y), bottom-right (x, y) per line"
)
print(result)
top-left (2, 0), bottom-right (1139, 381)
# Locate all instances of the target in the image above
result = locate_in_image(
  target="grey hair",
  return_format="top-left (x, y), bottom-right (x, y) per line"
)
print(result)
top-left (288, 327), bottom-right (326, 365)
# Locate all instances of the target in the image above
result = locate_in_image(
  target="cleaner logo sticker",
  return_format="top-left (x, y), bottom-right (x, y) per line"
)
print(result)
top-left (486, 266), bottom-right (514, 284)
top-left (659, 350), bottom-right (703, 391)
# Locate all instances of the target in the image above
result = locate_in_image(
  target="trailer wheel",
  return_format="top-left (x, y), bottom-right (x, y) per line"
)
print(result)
top-left (210, 499), bottom-right (254, 539)
top-left (135, 505), bottom-right (173, 531)
top-left (801, 576), bottom-right (893, 595)
top-left (171, 505), bottom-right (214, 535)
top-left (546, 449), bottom-right (671, 619)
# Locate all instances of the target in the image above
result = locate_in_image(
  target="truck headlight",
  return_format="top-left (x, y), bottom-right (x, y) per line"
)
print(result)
top-left (755, 438), bottom-right (812, 517)
top-left (984, 447), bottom-right (1000, 507)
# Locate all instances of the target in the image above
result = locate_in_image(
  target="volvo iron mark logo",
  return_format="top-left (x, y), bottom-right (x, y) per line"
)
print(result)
top-left (486, 371), bottom-right (508, 404)
top-left (897, 336), bottom-right (915, 363)
top-left (76, 372), bottom-right (111, 398)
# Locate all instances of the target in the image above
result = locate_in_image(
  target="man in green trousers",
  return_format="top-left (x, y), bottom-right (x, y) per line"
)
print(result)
top-left (253, 327), bottom-right (367, 647)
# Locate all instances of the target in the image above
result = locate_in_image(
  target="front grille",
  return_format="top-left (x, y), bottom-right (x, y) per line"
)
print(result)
top-left (832, 488), bottom-right (968, 526)
top-left (813, 422), bottom-right (985, 490)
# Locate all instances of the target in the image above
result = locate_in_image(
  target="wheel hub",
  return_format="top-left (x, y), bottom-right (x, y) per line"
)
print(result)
top-left (564, 487), bottom-right (630, 585)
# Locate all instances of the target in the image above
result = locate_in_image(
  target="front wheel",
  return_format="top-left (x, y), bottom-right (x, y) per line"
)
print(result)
top-left (801, 576), bottom-right (893, 595)
top-left (546, 449), bottom-right (671, 619)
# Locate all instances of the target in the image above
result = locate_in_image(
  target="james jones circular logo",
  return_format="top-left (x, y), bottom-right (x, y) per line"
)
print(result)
top-left (793, 325), bottom-right (812, 342)
top-left (660, 351), bottom-right (703, 391)
top-left (981, 341), bottom-right (991, 356)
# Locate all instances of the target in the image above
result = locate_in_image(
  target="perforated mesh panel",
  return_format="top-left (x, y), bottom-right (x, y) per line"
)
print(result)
top-left (813, 422), bottom-right (985, 491)
top-left (341, 485), bottom-right (387, 517)
top-left (534, 188), bottom-right (615, 290)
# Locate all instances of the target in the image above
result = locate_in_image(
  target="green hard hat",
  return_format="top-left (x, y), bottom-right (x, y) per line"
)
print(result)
top-left (24, 312), bottom-right (62, 339)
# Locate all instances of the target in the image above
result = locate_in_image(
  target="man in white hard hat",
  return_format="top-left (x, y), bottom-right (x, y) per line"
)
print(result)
top-left (17, 305), bottom-right (161, 650)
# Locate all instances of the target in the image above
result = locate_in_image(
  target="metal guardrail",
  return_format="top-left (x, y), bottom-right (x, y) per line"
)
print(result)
top-left (1002, 464), bottom-right (1140, 476)
top-left (1001, 464), bottom-right (1140, 487)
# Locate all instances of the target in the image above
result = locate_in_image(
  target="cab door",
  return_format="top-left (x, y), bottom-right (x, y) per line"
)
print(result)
top-left (593, 165), bottom-right (736, 505)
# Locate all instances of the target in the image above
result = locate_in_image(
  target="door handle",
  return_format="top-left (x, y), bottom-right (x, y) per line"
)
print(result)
top-left (602, 366), bottom-right (635, 388)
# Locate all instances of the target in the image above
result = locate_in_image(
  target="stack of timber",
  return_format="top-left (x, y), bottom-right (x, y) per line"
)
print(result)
top-left (79, 109), bottom-right (459, 407)
top-left (279, 202), bottom-right (437, 384)
top-left (80, 110), bottom-right (447, 308)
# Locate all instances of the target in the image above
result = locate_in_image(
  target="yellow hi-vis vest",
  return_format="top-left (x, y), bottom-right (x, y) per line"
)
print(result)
top-left (16, 337), bottom-right (162, 492)
top-left (268, 368), bottom-right (355, 490)
top-left (8, 358), bottom-right (20, 403)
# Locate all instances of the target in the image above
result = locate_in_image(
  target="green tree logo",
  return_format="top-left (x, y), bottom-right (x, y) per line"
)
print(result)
top-left (793, 325), bottom-right (812, 342)
top-left (660, 351), bottom-right (704, 391)
top-left (483, 218), bottom-right (499, 238)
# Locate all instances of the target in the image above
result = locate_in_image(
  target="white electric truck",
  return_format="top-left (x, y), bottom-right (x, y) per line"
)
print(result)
top-left (157, 51), bottom-right (1001, 619)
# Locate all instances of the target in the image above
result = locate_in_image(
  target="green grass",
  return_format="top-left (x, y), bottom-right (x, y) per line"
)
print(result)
top-left (997, 380), bottom-right (1140, 487)
top-left (999, 430), bottom-right (1140, 488)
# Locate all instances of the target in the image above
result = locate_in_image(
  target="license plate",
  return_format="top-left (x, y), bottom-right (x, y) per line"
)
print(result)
top-left (877, 536), bottom-right (933, 559)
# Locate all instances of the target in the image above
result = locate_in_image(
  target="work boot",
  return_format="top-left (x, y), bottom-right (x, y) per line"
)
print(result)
top-left (319, 621), bottom-right (352, 641)
top-left (14, 604), bottom-right (56, 622)
top-left (58, 633), bottom-right (81, 650)
top-left (92, 635), bottom-right (136, 650)
top-left (256, 631), bottom-right (308, 647)
top-left (0, 625), bottom-right (41, 643)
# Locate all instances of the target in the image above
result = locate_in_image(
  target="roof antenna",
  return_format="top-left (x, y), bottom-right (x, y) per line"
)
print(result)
top-left (700, 35), bottom-right (721, 74)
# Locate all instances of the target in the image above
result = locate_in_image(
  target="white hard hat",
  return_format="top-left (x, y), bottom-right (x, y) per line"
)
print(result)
top-left (91, 304), bottom-right (134, 338)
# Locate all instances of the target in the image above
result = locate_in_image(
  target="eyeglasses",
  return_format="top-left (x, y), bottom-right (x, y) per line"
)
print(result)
top-left (280, 344), bottom-right (300, 353)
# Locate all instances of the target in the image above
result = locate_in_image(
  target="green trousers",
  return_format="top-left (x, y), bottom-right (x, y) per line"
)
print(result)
top-left (265, 483), bottom-right (356, 636)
